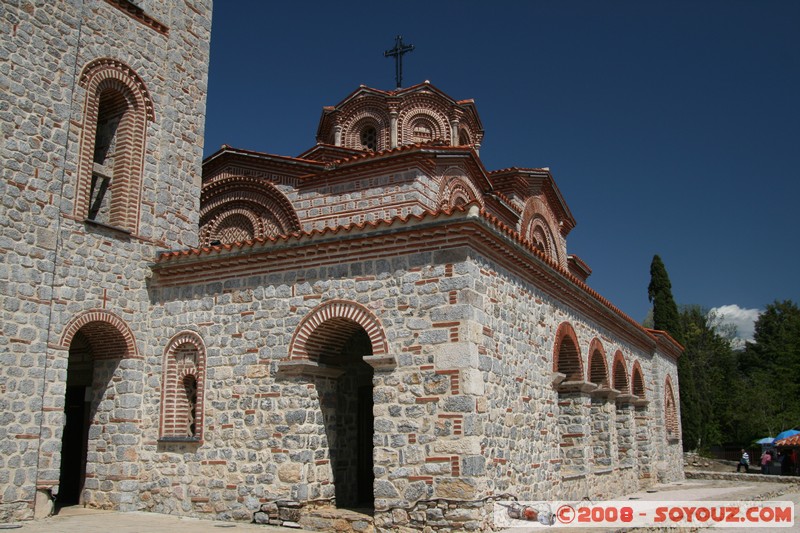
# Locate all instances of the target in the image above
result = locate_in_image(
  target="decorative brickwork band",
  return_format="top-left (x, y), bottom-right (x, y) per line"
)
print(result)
top-left (340, 104), bottom-right (390, 152)
top-left (288, 300), bottom-right (388, 361)
top-left (438, 169), bottom-right (484, 210)
top-left (59, 309), bottom-right (138, 359)
top-left (200, 177), bottom-right (301, 245)
top-left (160, 331), bottom-right (206, 441)
top-left (520, 196), bottom-right (564, 267)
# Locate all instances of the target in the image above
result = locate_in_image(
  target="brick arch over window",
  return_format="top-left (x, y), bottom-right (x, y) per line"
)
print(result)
top-left (587, 338), bottom-right (609, 386)
top-left (519, 197), bottom-right (562, 266)
top-left (210, 210), bottom-right (259, 243)
top-left (664, 375), bottom-right (679, 440)
top-left (75, 58), bottom-right (153, 233)
top-left (59, 309), bottom-right (138, 359)
top-left (160, 331), bottom-right (206, 440)
top-left (341, 108), bottom-right (390, 152)
top-left (631, 361), bottom-right (646, 398)
top-left (200, 178), bottom-right (301, 245)
top-left (553, 322), bottom-right (583, 381)
top-left (438, 169), bottom-right (484, 210)
top-left (612, 351), bottom-right (629, 393)
top-left (289, 300), bottom-right (388, 361)
top-left (398, 109), bottom-right (449, 146)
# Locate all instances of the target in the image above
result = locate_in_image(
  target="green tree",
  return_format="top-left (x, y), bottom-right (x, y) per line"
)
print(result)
top-left (679, 306), bottom-right (740, 449)
top-left (648, 255), bottom-right (683, 344)
top-left (738, 300), bottom-right (800, 439)
top-left (647, 255), bottom-right (697, 450)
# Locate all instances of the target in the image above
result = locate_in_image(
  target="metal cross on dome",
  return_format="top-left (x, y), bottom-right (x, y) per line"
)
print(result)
top-left (384, 35), bottom-right (414, 89)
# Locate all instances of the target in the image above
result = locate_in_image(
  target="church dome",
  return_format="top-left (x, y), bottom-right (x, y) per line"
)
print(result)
top-left (315, 82), bottom-right (484, 153)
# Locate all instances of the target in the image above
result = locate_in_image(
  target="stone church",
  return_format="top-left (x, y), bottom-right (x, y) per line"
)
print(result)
top-left (0, 1), bottom-right (683, 530)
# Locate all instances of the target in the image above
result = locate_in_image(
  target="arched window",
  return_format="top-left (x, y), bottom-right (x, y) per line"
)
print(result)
top-left (412, 123), bottom-right (432, 143)
top-left (160, 332), bottom-right (206, 441)
top-left (612, 352), bottom-right (629, 393)
top-left (587, 340), bottom-right (608, 387)
top-left (360, 126), bottom-right (377, 151)
top-left (553, 323), bottom-right (582, 382)
top-left (77, 59), bottom-right (153, 233)
top-left (631, 362), bottom-right (645, 398)
top-left (664, 376), bottom-right (679, 441)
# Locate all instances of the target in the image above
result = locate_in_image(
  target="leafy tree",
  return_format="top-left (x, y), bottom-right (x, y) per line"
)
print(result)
top-left (679, 306), bottom-right (739, 450)
top-left (738, 300), bottom-right (800, 439)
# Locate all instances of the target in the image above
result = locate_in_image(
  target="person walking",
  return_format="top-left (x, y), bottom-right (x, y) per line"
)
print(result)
top-left (737, 449), bottom-right (750, 473)
top-left (761, 450), bottom-right (772, 474)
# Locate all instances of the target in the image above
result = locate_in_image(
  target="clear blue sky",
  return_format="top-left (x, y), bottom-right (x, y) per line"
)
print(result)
top-left (203, 1), bottom-right (800, 333)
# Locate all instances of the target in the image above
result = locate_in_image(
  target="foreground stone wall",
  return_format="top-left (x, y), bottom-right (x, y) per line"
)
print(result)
top-left (0, 0), bottom-right (211, 521)
top-left (142, 241), bottom-right (681, 529)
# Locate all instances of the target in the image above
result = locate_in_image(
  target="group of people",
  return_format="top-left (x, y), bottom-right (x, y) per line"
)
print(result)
top-left (738, 448), bottom-right (798, 475)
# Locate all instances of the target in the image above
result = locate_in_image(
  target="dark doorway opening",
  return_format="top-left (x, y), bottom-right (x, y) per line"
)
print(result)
top-left (57, 332), bottom-right (94, 507)
top-left (327, 329), bottom-right (374, 510)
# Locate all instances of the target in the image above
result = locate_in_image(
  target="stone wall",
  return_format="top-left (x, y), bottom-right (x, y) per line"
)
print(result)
top-left (0, 0), bottom-right (211, 521)
top-left (142, 239), bottom-right (682, 529)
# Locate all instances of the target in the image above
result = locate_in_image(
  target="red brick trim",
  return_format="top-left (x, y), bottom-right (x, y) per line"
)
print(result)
top-left (288, 300), bottom-right (388, 361)
top-left (438, 169), bottom-right (485, 210)
top-left (59, 309), bottom-right (137, 359)
top-left (154, 207), bottom-right (664, 354)
top-left (399, 107), bottom-right (450, 146)
top-left (340, 102), bottom-right (391, 152)
top-left (520, 196), bottom-right (562, 266)
top-left (200, 176), bottom-right (301, 245)
top-left (587, 338), bottom-right (608, 386)
top-left (631, 361), bottom-right (645, 398)
top-left (160, 331), bottom-right (206, 440)
top-left (75, 58), bottom-right (152, 233)
top-left (553, 322), bottom-right (582, 381)
top-left (664, 375), bottom-right (679, 440)
top-left (612, 351), bottom-right (629, 394)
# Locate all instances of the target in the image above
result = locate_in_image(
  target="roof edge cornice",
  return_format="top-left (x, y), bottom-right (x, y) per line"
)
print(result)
top-left (153, 205), bottom-right (670, 356)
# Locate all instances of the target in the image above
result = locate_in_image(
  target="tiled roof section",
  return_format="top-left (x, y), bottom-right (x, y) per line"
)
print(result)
top-left (568, 254), bottom-right (592, 282)
top-left (333, 81), bottom-right (464, 104)
top-left (489, 167), bottom-right (576, 233)
top-left (299, 142), bottom-right (493, 190)
top-left (157, 204), bottom-right (472, 260)
top-left (205, 145), bottom-right (322, 167)
top-left (202, 145), bottom-right (326, 179)
top-left (297, 143), bottom-right (364, 162)
top-left (646, 329), bottom-right (684, 359)
top-left (316, 81), bottom-right (485, 143)
top-left (155, 203), bottom-right (678, 357)
top-left (491, 190), bottom-right (522, 213)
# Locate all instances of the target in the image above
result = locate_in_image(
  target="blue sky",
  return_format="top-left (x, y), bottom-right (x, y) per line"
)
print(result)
top-left (203, 1), bottom-right (800, 336)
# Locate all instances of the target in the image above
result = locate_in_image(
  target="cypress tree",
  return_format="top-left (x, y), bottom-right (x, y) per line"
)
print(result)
top-left (648, 255), bottom-right (697, 450)
top-left (648, 255), bottom-right (683, 344)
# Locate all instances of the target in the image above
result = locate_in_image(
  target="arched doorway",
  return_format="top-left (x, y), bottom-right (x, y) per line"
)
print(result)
top-left (328, 329), bottom-right (374, 508)
top-left (288, 301), bottom-right (388, 509)
top-left (57, 312), bottom-right (136, 507)
top-left (58, 331), bottom-right (93, 505)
